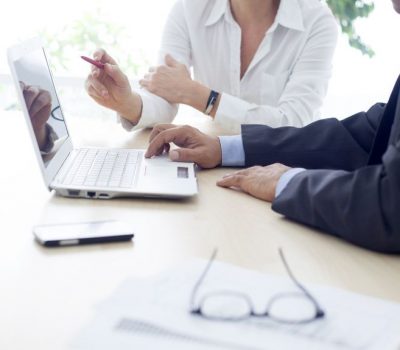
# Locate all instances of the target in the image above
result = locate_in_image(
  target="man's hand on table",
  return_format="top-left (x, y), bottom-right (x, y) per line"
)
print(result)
top-left (217, 164), bottom-right (292, 202)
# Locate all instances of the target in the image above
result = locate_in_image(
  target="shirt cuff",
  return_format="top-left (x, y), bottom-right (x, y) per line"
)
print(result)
top-left (214, 93), bottom-right (253, 132)
top-left (117, 92), bottom-right (155, 131)
top-left (117, 88), bottom-right (178, 131)
top-left (218, 135), bottom-right (245, 167)
top-left (275, 168), bottom-right (306, 198)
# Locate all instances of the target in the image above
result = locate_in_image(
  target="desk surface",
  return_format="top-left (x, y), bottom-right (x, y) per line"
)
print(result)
top-left (1, 110), bottom-right (400, 349)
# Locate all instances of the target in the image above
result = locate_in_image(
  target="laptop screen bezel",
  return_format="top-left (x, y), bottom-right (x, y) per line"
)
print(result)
top-left (7, 37), bottom-right (73, 190)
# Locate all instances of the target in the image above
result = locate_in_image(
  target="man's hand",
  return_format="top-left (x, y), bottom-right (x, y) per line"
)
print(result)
top-left (84, 49), bottom-right (141, 122)
top-left (145, 124), bottom-right (222, 168)
top-left (217, 164), bottom-right (292, 202)
top-left (139, 55), bottom-right (192, 104)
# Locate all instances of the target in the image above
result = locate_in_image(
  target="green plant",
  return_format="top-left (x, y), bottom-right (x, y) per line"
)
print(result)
top-left (326, 0), bottom-right (375, 57)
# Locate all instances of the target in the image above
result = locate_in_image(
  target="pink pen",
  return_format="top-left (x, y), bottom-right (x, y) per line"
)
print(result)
top-left (81, 55), bottom-right (105, 69)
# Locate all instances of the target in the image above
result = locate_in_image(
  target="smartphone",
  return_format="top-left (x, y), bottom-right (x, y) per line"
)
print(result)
top-left (33, 220), bottom-right (134, 247)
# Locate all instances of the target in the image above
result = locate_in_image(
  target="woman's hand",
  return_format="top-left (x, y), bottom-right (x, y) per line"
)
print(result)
top-left (20, 82), bottom-right (52, 149)
top-left (139, 54), bottom-right (193, 104)
top-left (85, 49), bottom-right (142, 123)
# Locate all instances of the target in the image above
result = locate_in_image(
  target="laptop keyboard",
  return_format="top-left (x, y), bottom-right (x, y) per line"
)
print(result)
top-left (59, 149), bottom-right (141, 188)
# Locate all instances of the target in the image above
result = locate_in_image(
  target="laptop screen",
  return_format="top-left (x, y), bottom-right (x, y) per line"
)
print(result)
top-left (14, 48), bottom-right (69, 167)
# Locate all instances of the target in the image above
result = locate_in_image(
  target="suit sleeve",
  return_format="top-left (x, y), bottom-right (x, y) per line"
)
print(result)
top-left (272, 140), bottom-right (400, 253)
top-left (242, 103), bottom-right (385, 170)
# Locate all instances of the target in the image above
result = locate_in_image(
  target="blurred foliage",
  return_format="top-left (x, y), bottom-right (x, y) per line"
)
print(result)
top-left (40, 8), bottom-right (149, 75)
top-left (326, 0), bottom-right (375, 57)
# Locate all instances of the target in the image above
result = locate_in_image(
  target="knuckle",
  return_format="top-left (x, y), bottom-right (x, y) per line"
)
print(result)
top-left (182, 125), bottom-right (192, 132)
top-left (36, 94), bottom-right (46, 105)
top-left (43, 90), bottom-right (51, 99)
top-left (147, 83), bottom-right (155, 92)
top-left (87, 86), bottom-right (96, 97)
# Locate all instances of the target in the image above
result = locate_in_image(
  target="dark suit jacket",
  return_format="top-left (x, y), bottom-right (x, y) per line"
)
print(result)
top-left (241, 75), bottom-right (400, 253)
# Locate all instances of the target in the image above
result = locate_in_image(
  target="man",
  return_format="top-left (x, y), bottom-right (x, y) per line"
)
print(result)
top-left (145, 0), bottom-right (400, 254)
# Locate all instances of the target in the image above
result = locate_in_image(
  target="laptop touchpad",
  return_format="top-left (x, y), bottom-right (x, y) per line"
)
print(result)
top-left (144, 165), bottom-right (188, 179)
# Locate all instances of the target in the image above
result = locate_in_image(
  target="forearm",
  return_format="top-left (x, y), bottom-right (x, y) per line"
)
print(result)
top-left (119, 89), bottom-right (178, 131)
top-left (181, 80), bottom-right (220, 118)
top-left (35, 126), bottom-right (48, 151)
top-left (241, 118), bottom-right (372, 170)
top-left (117, 91), bottom-right (143, 125)
top-left (272, 162), bottom-right (400, 253)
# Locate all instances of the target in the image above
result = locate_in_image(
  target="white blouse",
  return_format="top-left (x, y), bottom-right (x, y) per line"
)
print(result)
top-left (121, 0), bottom-right (338, 132)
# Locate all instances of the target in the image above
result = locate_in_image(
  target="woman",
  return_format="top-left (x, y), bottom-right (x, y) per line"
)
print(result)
top-left (85, 0), bottom-right (338, 132)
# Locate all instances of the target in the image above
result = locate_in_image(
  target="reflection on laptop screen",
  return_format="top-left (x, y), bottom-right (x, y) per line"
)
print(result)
top-left (14, 48), bottom-right (68, 167)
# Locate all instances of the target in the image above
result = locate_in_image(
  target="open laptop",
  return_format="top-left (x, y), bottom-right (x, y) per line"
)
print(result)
top-left (7, 38), bottom-right (197, 199)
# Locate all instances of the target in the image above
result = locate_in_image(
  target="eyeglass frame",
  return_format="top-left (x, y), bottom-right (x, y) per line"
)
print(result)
top-left (51, 105), bottom-right (64, 121)
top-left (189, 248), bottom-right (325, 324)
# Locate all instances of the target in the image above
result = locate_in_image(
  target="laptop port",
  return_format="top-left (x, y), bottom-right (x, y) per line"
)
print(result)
top-left (67, 190), bottom-right (81, 196)
top-left (87, 191), bottom-right (96, 198)
top-left (98, 193), bottom-right (110, 199)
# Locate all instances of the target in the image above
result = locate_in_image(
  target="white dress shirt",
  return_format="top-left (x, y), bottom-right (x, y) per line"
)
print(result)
top-left (120, 0), bottom-right (338, 132)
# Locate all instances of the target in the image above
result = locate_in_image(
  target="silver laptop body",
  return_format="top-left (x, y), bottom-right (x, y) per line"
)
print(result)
top-left (8, 38), bottom-right (197, 199)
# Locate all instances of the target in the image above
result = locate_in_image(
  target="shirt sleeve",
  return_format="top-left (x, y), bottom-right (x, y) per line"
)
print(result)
top-left (118, 89), bottom-right (178, 131)
top-left (118, 0), bottom-right (190, 131)
top-left (275, 168), bottom-right (306, 198)
top-left (218, 135), bottom-right (245, 167)
top-left (215, 10), bottom-right (338, 129)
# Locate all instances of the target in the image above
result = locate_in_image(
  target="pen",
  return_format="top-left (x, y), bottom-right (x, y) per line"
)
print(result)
top-left (81, 55), bottom-right (105, 69)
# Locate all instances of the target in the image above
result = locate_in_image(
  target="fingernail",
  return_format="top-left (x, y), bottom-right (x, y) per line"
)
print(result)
top-left (170, 150), bottom-right (179, 161)
top-left (223, 173), bottom-right (232, 178)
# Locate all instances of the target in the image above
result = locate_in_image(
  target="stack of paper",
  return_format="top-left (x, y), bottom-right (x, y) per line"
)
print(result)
top-left (73, 260), bottom-right (400, 350)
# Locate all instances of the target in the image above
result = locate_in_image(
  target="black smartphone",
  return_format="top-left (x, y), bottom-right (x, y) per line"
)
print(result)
top-left (33, 220), bottom-right (134, 247)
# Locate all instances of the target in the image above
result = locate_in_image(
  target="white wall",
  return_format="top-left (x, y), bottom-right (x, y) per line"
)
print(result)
top-left (1, 0), bottom-right (399, 118)
top-left (320, 1), bottom-right (400, 118)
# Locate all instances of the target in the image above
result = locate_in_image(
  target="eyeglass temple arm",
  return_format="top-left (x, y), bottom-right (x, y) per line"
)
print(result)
top-left (279, 248), bottom-right (324, 313)
top-left (189, 248), bottom-right (218, 310)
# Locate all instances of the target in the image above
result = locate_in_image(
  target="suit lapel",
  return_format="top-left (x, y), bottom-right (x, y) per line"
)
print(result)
top-left (368, 75), bottom-right (400, 165)
top-left (388, 91), bottom-right (400, 146)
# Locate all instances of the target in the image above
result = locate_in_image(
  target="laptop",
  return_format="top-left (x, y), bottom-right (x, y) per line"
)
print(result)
top-left (7, 38), bottom-right (197, 199)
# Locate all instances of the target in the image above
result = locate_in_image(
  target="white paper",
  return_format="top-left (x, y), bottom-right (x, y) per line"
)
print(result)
top-left (72, 260), bottom-right (400, 350)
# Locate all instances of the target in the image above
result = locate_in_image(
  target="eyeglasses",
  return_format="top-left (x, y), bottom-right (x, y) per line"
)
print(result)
top-left (189, 249), bottom-right (325, 324)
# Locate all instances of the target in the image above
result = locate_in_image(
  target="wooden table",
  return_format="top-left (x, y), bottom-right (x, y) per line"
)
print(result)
top-left (1, 110), bottom-right (400, 349)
